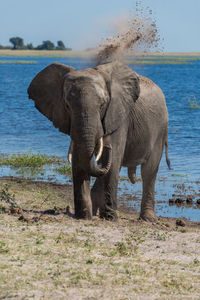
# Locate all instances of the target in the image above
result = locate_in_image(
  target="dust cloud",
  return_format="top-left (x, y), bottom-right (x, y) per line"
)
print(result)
top-left (96, 2), bottom-right (161, 64)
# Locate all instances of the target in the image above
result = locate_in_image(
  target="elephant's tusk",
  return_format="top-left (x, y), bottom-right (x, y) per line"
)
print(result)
top-left (67, 140), bottom-right (73, 164)
top-left (95, 137), bottom-right (103, 162)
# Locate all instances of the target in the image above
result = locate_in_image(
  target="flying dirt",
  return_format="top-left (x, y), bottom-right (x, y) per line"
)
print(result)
top-left (96, 6), bottom-right (160, 64)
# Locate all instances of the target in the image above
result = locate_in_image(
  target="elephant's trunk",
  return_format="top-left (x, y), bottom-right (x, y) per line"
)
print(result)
top-left (72, 131), bottom-right (112, 177)
top-left (89, 144), bottom-right (112, 177)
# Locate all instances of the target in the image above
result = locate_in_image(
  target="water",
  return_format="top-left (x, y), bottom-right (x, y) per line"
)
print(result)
top-left (0, 56), bottom-right (200, 221)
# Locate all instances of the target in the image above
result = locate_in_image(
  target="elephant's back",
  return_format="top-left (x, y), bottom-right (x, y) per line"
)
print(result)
top-left (136, 74), bottom-right (168, 121)
top-left (138, 75), bottom-right (165, 102)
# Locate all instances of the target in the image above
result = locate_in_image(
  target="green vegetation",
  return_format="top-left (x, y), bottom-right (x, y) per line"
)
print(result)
top-left (0, 152), bottom-right (72, 179)
top-left (0, 60), bottom-right (37, 64)
top-left (127, 56), bottom-right (200, 65)
top-left (55, 164), bottom-right (72, 176)
top-left (0, 152), bottom-right (58, 168)
top-left (187, 96), bottom-right (200, 109)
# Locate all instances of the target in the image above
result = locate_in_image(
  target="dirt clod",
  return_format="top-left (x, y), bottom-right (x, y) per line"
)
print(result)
top-left (176, 219), bottom-right (186, 227)
top-left (175, 198), bottom-right (185, 204)
top-left (169, 198), bottom-right (175, 205)
top-left (186, 197), bottom-right (193, 204)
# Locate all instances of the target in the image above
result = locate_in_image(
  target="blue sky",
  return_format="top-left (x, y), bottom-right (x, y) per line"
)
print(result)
top-left (1, 0), bottom-right (200, 52)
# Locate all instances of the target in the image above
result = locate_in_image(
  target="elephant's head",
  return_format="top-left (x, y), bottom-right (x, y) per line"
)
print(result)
top-left (28, 61), bottom-right (140, 177)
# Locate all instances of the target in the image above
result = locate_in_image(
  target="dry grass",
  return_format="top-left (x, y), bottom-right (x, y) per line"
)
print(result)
top-left (0, 49), bottom-right (93, 58)
top-left (0, 178), bottom-right (200, 300)
top-left (0, 49), bottom-right (200, 58)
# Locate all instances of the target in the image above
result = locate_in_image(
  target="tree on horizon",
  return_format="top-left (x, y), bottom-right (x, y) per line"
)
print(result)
top-left (9, 37), bottom-right (24, 49)
top-left (36, 40), bottom-right (55, 50)
top-left (56, 40), bottom-right (66, 50)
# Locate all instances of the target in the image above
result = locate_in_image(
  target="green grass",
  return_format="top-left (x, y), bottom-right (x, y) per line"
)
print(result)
top-left (0, 152), bottom-right (58, 168)
top-left (128, 56), bottom-right (200, 61)
top-left (0, 151), bottom-right (72, 179)
top-left (0, 60), bottom-right (37, 64)
top-left (187, 96), bottom-right (200, 109)
top-left (127, 60), bottom-right (191, 65)
top-left (55, 164), bottom-right (72, 176)
top-left (127, 55), bottom-right (200, 65)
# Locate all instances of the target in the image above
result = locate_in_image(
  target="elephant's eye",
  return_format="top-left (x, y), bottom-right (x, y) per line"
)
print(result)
top-left (65, 101), bottom-right (71, 110)
top-left (100, 103), bottom-right (106, 117)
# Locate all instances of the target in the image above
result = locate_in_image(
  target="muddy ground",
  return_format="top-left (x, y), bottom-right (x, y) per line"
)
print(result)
top-left (0, 177), bottom-right (200, 300)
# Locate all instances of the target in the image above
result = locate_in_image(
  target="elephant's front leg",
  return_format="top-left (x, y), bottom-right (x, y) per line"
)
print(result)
top-left (100, 167), bottom-right (120, 220)
top-left (92, 146), bottom-right (123, 220)
top-left (91, 168), bottom-right (119, 220)
top-left (72, 160), bottom-right (92, 220)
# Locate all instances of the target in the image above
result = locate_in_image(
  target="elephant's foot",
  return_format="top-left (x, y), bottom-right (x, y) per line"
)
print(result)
top-left (100, 206), bottom-right (118, 221)
top-left (75, 208), bottom-right (92, 220)
top-left (139, 209), bottom-right (157, 222)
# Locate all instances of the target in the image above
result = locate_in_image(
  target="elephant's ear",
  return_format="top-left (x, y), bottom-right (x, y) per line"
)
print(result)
top-left (28, 63), bottom-right (75, 135)
top-left (96, 61), bottom-right (140, 135)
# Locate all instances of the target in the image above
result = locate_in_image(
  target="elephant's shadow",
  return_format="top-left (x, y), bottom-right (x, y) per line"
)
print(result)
top-left (3, 205), bottom-right (75, 223)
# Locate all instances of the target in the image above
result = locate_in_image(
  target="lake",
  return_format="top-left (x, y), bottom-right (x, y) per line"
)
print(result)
top-left (0, 56), bottom-right (200, 220)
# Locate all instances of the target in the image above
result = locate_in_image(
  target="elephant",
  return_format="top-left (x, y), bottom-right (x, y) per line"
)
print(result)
top-left (28, 61), bottom-right (170, 222)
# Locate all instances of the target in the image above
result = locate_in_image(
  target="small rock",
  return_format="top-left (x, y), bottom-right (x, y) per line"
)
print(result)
top-left (186, 197), bottom-right (193, 204)
top-left (176, 219), bottom-right (186, 227)
top-left (169, 198), bottom-right (175, 205)
top-left (197, 199), bottom-right (200, 205)
top-left (10, 207), bottom-right (23, 215)
top-left (18, 214), bottom-right (31, 223)
top-left (18, 214), bottom-right (39, 223)
top-left (53, 206), bottom-right (64, 214)
top-left (175, 198), bottom-right (185, 204)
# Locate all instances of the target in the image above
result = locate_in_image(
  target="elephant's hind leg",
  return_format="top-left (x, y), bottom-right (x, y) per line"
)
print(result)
top-left (140, 140), bottom-right (164, 222)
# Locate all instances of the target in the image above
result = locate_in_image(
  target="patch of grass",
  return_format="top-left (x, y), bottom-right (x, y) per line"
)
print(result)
top-left (0, 151), bottom-right (64, 179)
top-left (187, 96), bottom-right (200, 109)
top-left (0, 152), bottom-right (58, 168)
top-left (0, 60), bottom-right (37, 64)
top-left (119, 176), bottom-right (141, 182)
top-left (0, 184), bottom-right (16, 207)
top-left (0, 241), bottom-right (9, 254)
top-left (0, 151), bottom-right (73, 180)
top-left (55, 164), bottom-right (72, 176)
top-left (171, 173), bottom-right (190, 177)
top-left (162, 274), bottom-right (193, 291)
top-left (127, 60), bottom-right (192, 65)
top-left (130, 56), bottom-right (200, 61)
top-left (127, 55), bottom-right (200, 65)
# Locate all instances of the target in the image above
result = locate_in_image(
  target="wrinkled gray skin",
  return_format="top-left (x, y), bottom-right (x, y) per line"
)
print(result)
top-left (28, 61), bottom-right (170, 222)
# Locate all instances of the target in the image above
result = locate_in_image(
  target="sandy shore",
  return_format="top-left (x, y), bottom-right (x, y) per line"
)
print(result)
top-left (0, 178), bottom-right (199, 299)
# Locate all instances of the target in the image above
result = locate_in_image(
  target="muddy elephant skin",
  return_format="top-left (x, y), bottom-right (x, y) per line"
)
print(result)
top-left (28, 61), bottom-right (170, 221)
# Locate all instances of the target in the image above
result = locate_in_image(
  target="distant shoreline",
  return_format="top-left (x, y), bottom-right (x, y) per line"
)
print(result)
top-left (0, 49), bottom-right (200, 58)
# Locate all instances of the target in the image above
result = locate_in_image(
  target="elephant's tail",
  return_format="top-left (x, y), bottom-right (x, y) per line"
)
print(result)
top-left (165, 138), bottom-right (171, 170)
